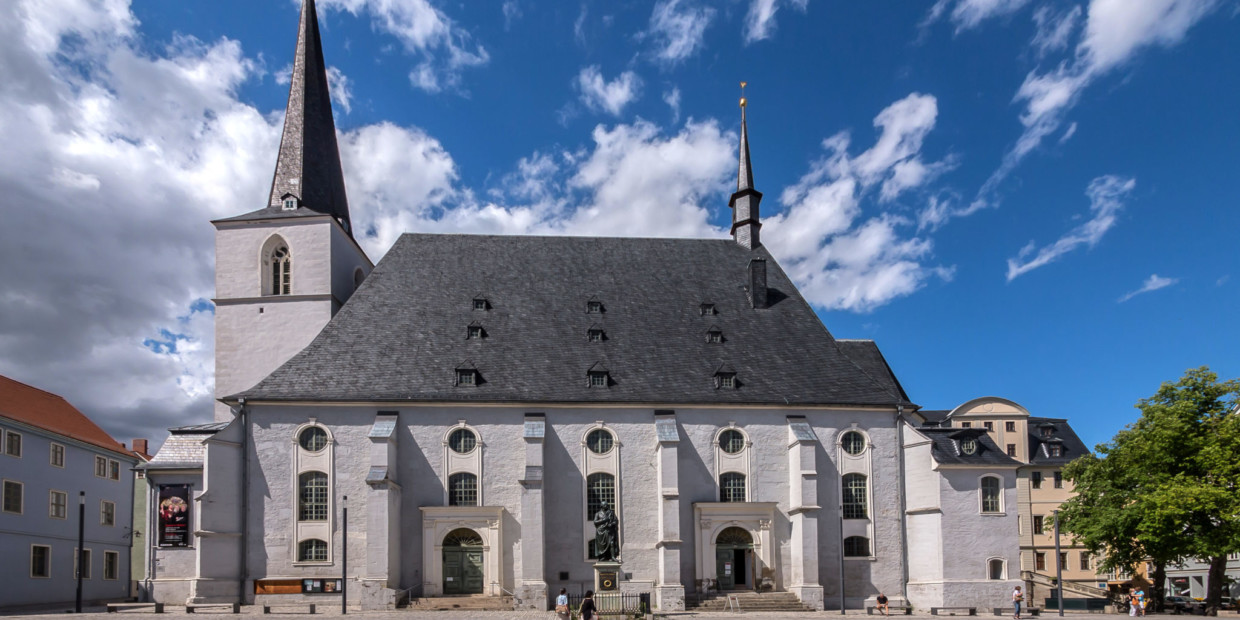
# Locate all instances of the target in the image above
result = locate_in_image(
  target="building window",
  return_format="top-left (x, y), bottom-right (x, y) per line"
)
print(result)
top-left (75, 549), bottom-right (92, 579)
top-left (1006, 421), bottom-right (1016, 432)
top-left (1031, 471), bottom-right (1042, 489)
top-left (50, 443), bottom-right (65, 467)
top-left (1049, 445), bottom-right (1063, 458)
top-left (1036, 552), bottom-right (1046, 571)
top-left (586, 472), bottom-right (616, 557)
top-left (719, 429), bottom-right (745, 454)
top-left (1041, 426), bottom-right (1054, 438)
top-left (299, 427), bottom-right (328, 452)
top-left (31, 545), bottom-right (51, 578)
top-left (587, 300), bottom-right (603, 314)
top-left (4, 430), bottom-right (21, 457)
top-left (95, 455), bottom-right (108, 478)
top-left (467, 325), bottom-right (484, 339)
top-left (984, 421), bottom-right (994, 431)
top-left (1033, 515), bottom-right (1044, 534)
top-left (841, 431), bottom-right (866, 456)
top-left (586, 429), bottom-right (614, 454)
top-left (587, 328), bottom-right (604, 342)
top-left (719, 472), bottom-right (746, 502)
top-left (270, 245), bottom-right (292, 295)
top-left (448, 473), bottom-right (478, 506)
top-left (472, 298), bottom-right (488, 310)
top-left (109, 460), bottom-right (120, 480)
top-left (706, 329), bottom-right (723, 343)
top-left (980, 476), bottom-right (1001, 514)
top-left (298, 472), bottom-right (329, 521)
top-left (3, 480), bottom-right (22, 514)
top-left (281, 196), bottom-right (298, 211)
top-left (961, 422), bottom-right (971, 428)
top-left (1007, 443), bottom-right (1017, 457)
top-left (588, 371), bottom-right (609, 388)
top-left (298, 539), bottom-right (328, 562)
top-left (700, 303), bottom-right (716, 316)
top-left (50, 490), bottom-right (67, 519)
top-left (989, 558), bottom-right (1005, 580)
top-left (1054, 472), bottom-right (1063, 488)
top-left (1059, 552), bottom-right (1068, 569)
top-left (448, 429), bottom-right (477, 454)
top-left (104, 551), bottom-right (119, 580)
top-left (1081, 553), bottom-right (1091, 571)
top-left (101, 500), bottom-right (115, 526)
top-left (714, 372), bottom-right (737, 389)
top-left (843, 536), bottom-right (870, 557)
top-left (961, 439), bottom-right (978, 455)
top-left (843, 473), bottom-right (868, 519)
top-left (456, 369), bottom-right (477, 386)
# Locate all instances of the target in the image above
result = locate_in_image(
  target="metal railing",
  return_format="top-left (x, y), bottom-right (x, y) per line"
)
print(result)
top-left (566, 592), bottom-right (651, 616)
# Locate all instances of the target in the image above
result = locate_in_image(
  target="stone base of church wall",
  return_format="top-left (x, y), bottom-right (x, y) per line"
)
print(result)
top-left (188, 577), bottom-right (241, 604)
top-left (147, 579), bottom-right (194, 605)
top-left (790, 584), bottom-right (824, 610)
top-left (515, 581), bottom-right (548, 610)
top-left (655, 585), bottom-right (685, 610)
top-left (358, 580), bottom-right (398, 610)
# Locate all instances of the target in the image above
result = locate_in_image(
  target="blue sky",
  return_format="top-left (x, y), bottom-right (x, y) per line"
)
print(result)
top-left (0, 0), bottom-right (1236, 448)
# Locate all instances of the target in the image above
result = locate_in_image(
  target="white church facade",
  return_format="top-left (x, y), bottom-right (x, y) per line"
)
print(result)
top-left (137, 1), bottom-right (1084, 612)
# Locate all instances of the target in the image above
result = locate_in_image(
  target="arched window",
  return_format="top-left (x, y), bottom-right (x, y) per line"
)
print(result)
top-left (719, 472), bottom-right (746, 502)
top-left (448, 473), bottom-right (478, 506)
top-left (980, 476), bottom-right (1002, 513)
top-left (843, 536), bottom-right (870, 557)
top-left (298, 472), bottom-right (328, 521)
top-left (841, 431), bottom-right (866, 455)
top-left (261, 235), bottom-right (292, 296)
top-left (298, 539), bottom-right (328, 562)
top-left (842, 473), bottom-right (868, 519)
top-left (988, 558), bottom-right (1005, 580)
top-left (353, 268), bottom-right (365, 291)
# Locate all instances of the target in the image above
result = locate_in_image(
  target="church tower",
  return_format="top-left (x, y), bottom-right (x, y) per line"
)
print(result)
top-left (729, 84), bottom-right (763, 250)
top-left (211, 0), bottom-right (371, 421)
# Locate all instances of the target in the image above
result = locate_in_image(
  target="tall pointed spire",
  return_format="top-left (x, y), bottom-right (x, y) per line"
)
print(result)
top-left (266, 0), bottom-right (352, 234)
top-left (729, 82), bottom-right (763, 250)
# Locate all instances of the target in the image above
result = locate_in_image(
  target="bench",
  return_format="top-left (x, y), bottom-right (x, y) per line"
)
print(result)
top-left (932, 607), bottom-right (977, 616)
top-left (994, 608), bottom-right (1042, 616)
top-left (868, 605), bottom-right (914, 615)
top-left (187, 603), bottom-right (241, 614)
top-left (262, 604), bottom-right (316, 614)
top-left (106, 603), bottom-right (165, 614)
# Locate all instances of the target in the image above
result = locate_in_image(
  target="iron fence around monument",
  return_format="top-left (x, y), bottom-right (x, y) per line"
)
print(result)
top-left (564, 592), bottom-right (651, 616)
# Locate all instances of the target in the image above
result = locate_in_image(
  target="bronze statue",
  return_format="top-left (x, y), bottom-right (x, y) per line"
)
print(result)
top-left (592, 501), bottom-right (619, 562)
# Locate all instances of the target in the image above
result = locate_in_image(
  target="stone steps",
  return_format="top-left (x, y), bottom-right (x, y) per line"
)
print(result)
top-left (689, 592), bottom-right (817, 612)
top-left (409, 595), bottom-right (513, 611)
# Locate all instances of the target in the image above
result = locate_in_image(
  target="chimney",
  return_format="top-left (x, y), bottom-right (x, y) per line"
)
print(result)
top-left (748, 258), bottom-right (767, 309)
top-left (132, 439), bottom-right (150, 458)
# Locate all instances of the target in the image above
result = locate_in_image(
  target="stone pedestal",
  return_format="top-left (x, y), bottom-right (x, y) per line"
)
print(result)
top-left (593, 561), bottom-right (622, 594)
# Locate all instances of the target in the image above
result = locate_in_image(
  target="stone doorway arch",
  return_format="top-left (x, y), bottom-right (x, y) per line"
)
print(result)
top-left (715, 527), bottom-right (754, 590)
top-left (441, 528), bottom-right (484, 595)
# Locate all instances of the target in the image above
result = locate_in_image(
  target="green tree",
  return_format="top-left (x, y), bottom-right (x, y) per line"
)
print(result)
top-left (1061, 367), bottom-right (1240, 615)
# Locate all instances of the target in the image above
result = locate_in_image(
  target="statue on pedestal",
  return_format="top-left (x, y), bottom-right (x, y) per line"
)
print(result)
top-left (592, 501), bottom-right (619, 562)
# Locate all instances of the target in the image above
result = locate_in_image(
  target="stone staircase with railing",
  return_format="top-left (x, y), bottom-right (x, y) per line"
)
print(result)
top-left (1023, 571), bottom-right (1110, 598)
top-left (408, 594), bottom-right (514, 611)
top-left (688, 590), bottom-right (818, 612)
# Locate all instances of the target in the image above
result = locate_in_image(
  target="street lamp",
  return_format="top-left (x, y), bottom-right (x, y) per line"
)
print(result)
top-left (76, 491), bottom-right (85, 613)
top-left (1053, 510), bottom-right (1064, 617)
top-left (341, 495), bottom-right (348, 615)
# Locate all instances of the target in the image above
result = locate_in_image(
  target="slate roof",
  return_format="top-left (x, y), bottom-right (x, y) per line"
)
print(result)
top-left (232, 233), bottom-right (915, 408)
top-left (0, 374), bottom-right (132, 458)
top-left (1026, 416), bottom-right (1090, 465)
top-left (917, 427), bottom-right (1022, 466)
top-left (917, 409), bottom-right (951, 426)
top-left (836, 340), bottom-right (911, 403)
top-left (141, 423), bottom-right (226, 470)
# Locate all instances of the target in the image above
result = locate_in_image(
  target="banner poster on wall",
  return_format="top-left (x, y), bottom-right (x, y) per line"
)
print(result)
top-left (157, 484), bottom-right (191, 547)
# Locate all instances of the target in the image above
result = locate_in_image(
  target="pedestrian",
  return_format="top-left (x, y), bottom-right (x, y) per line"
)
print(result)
top-left (1135, 588), bottom-right (1146, 617)
top-left (579, 590), bottom-right (597, 620)
top-left (1129, 590), bottom-right (1138, 617)
top-left (877, 592), bottom-right (890, 616)
top-left (554, 587), bottom-right (569, 620)
top-left (1013, 585), bottom-right (1024, 620)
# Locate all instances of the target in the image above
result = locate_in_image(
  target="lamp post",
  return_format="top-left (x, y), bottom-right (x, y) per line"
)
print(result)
top-left (341, 495), bottom-right (347, 615)
top-left (1053, 510), bottom-right (1064, 617)
top-left (839, 512), bottom-right (846, 614)
top-left (76, 491), bottom-right (85, 613)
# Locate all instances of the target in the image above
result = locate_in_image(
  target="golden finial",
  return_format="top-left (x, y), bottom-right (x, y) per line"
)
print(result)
top-left (739, 81), bottom-right (748, 108)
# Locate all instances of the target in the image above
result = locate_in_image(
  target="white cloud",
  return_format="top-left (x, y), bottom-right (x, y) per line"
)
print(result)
top-left (1031, 5), bottom-right (1082, 57)
top-left (318, 0), bottom-right (488, 93)
top-left (502, 1), bottom-right (522, 31)
top-left (1058, 121), bottom-right (1078, 144)
top-left (743, 0), bottom-right (808, 44)
top-left (1118, 274), bottom-right (1177, 302)
top-left (924, 0), bottom-right (1032, 32)
top-left (576, 66), bottom-right (643, 117)
top-left (664, 87), bottom-right (682, 123)
top-left (763, 93), bottom-right (954, 311)
top-left (325, 66), bottom-right (352, 114)
top-left (1006, 175), bottom-right (1135, 281)
top-left (646, 0), bottom-right (715, 65)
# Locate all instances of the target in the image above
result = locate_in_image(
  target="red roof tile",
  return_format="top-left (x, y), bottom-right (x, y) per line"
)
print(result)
top-left (0, 374), bottom-right (132, 458)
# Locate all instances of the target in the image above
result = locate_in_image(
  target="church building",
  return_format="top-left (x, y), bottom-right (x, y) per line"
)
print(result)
top-left (139, 0), bottom-right (1034, 612)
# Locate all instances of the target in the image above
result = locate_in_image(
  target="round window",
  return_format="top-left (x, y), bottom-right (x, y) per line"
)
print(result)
top-left (298, 427), bottom-right (328, 452)
top-left (961, 439), bottom-right (977, 455)
top-left (449, 429), bottom-right (477, 454)
top-left (719, 429), bottom-right (745, 454)
top-left (586, 429), bottom-right (614, 454)
top-left (841, 431), bottom-right (866, 455)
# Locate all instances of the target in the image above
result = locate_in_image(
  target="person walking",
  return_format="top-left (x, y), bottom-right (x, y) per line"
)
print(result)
top-left (554, 588), bottom-right (569, 620)
top-left (1129, 590), bottom-right (1138, 617)
top-left (877, 592), bottom-right (890, 616)
top-left (1135, 588), bottom-right (1146, 617)
top-left (1013, 585), bottom-right (1024, 620)
top-left (579, 590), bottom-right (597, 620)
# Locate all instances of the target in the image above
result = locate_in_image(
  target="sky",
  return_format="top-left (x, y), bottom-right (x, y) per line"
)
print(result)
top-left (0, 0), bottom-right (1237, 453)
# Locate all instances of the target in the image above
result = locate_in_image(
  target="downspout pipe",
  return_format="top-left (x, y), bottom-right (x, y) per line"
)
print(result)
top-left (895, 405), bottom-right (911, 606)
top-left (237, 398), bottom-right (249, 605)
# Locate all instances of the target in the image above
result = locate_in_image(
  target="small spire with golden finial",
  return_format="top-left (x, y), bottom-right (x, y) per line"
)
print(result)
top-left (740, 81), bottom-right (748, 109)
top-left (736, 80), bottom-right (754, 193)
top-left (729, 79), bottom-right (762, 250)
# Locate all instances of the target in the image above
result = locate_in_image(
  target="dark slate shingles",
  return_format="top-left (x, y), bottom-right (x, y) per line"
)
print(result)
top-left (1026, 417), bottom-right (1091, 464)
top-left (233, 234), bottom-right (915, 407)
top-left (918, 427), bottom-right (1022, 466)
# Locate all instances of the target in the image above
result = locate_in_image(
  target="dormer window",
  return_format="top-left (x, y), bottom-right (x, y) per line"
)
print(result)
top-left (718, 373), bottom-right (736, 389)
top-left (467, 323), bottom-right (485, 339)
top-left (456, 369), bottom-right (477, 386)
top-left (587, 300), bottom-right (604, 314)
top-left (1040, 426), bottom-right (1054, 438)
top-left (1049, 444), bottom-right (1062, 458)
top-left (700, 303), bottom-right (716, 316)
top-left (587, 328), bottom-right (605, 342)
top-left (472, 297), bottom-right (489, 311)
top-left (961, 439), bottom-right (978, 455)
top-left (588, 371), bottom-right (608, 388)
top-left (281, 194), bottom-right (299, 211)
top-left (706, 327), bottom-right (723, 344)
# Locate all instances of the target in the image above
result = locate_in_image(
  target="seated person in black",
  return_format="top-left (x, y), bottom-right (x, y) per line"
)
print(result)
top-left (877, 593), bottom-right (890, 616)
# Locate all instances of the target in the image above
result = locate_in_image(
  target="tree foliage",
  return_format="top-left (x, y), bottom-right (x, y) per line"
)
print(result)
top-left (1060, 367), bottom-right (1240, 615)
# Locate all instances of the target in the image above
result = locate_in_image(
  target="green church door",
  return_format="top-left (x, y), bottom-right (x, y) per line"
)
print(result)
top-left (715, 526), bottom-right (753, 591)
top-left (716, 548), bottom-right (736, 590)
top-left (442, 529), bottom-right (484, 595)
